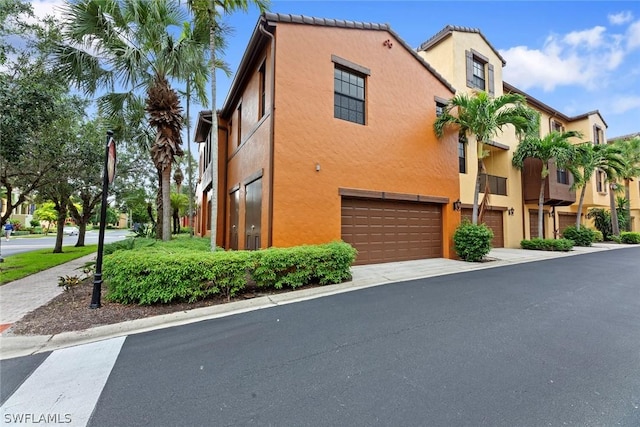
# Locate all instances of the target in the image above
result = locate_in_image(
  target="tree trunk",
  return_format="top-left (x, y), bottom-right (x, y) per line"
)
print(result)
top-left (609, 183), bottom-right (620, 236)
top-left (162, 166), bottom-right (171, 241)
top-left (53, 200), bottom-right (67, 253)
top-left (156, 168), bottom-right (163, 241)
top-left (76, 222), bottom-right (87, 246)
top-left (624, 179), bottom-right (631, 232)
top-left (538, 177), bottom-right (546, 239)
top-left (576, 185), bottom-right (587, 230)
top-left (209, 8), bottom-right (218, 251)
top-left (186, 80), bottom-right (194, 237)
top-left (471, 142), bottom-right (485, 225)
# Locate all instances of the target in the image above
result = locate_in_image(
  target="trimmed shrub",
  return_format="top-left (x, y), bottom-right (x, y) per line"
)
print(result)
top-left (561, 226), bottom-right (596, 247)
top-left (520, 238), bottom-right (573, 251)
top-left (609, 235), bottom-right (622, 243)
top-left (105, 248), bottom-right (253, 304)
top-left (592, 230), bottom-right (603, 242)
top-left (30, 219), bottom-right (40, 227)
top-left (453, 220), bottom-right (493, 262)
top-left (252, 241), bottom-right (357, 289)
top-left (620, 232), bottom-right (640, 244)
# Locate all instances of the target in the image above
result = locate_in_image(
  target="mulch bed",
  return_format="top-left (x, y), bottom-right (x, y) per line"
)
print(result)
top-left (6, 279), bottom-right (316, 336)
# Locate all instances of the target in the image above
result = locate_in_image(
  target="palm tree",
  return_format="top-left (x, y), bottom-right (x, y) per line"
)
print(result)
top-left (434, 91), bottom-right (538, 224)
top-left (188, 0), bottom-right (270, 250)
top-left (512, 130), bottom-right (580, 238)
top-left (611, 136), bottom-right (640, 231)
top-left (569, 142), bottom-right (624, 229)
top-left (54, 0), bottom-right (209, 241)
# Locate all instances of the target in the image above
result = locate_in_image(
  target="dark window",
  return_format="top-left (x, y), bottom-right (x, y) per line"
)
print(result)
top-left (552, 120), bottom-right (565, 133)
top-left (593, 125), bottom-right (603, 145)
top-left (557, 168), bottom-right (569, 184)
top-left (458, 134), bottom-right (467, 173)
top-left (237, 104), bottom-right (242, 147)
top-left (479, 174), bottom-right (507, 196)
top-left (472, 58), bottom-right (485, 90)
top-left (334, 66), bottom-right (365, 125)
top-left (596, 170), bottom-right (605, 192)
top-left (436, 101), bottom-right (446, 117)
top-left (259, 62), bottom-right (266, 119)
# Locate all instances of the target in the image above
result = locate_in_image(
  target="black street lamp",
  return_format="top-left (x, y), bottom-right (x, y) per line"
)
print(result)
top-left (90, 130), bottom-right (116, 309)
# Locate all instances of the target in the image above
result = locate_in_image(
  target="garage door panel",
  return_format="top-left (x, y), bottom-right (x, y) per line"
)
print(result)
top-left (342, 198), bottom-right (443, 265)
top-left (461, 209), bottom-right (504, 248)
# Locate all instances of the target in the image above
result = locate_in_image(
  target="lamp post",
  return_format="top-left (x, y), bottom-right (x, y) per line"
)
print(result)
top-left (90, 130), bottom-right (116, 309)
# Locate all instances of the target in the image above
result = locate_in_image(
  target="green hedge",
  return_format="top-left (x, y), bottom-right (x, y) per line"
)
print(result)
top-left (453, 221), bottom-right (494, 262)
top-left (252, 241), bottom-right (357, 289)
top-left (620, 232), bottom-right (640, 244)
top-left (520, 238), bottom-right (574, 251)
top-left (104, 240), bottom-right (357, 305)
top-left (561, 226), bottom-right (596, 247)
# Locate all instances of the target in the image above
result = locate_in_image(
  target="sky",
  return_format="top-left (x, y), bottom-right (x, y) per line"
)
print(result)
top-left (31, 0), bottom-right (640, 150)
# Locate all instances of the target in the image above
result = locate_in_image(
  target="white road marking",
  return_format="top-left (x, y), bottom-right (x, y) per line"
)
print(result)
top-left (1, 337), bottom-right (126, 426)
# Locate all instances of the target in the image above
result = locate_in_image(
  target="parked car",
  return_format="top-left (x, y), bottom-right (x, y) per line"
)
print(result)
top-left (63, 226), bottom-right (79, 236)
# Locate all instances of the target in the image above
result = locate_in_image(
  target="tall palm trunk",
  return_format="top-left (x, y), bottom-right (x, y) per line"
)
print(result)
top-left (538, 175), bottom-right (546, 238)
top-left (208, 7), bottom-right (219, 251)
top-left (186, 80), bottom-right (194, 237)
top-left (624, 179), bottom-right (631, 231)
top-left (576, 185), bottom-right (587, 230)
top-left (471, 142), bottom-right (485, 224)
top-left (147, 76), bottom-right (183, 241)
top-left (609, 183), bottom-right (620, 236)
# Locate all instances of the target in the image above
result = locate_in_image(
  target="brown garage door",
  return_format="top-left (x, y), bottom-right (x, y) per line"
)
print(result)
top-left (529, 210), bottom-right (547, 239)
top-left (461, 208), bottom-right (504, 248)
top-left (558, 213), bottom-right (576, 236)
top-left (341, 198), bottom-right (442, 265)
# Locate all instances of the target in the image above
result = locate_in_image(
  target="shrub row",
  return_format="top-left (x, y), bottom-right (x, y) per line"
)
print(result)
top-left (620, 232), bottom-right (640, 244)
top-left (103, 240), bottom-right (357, 305)
top-left (520, 238), bottom-right (574, 251)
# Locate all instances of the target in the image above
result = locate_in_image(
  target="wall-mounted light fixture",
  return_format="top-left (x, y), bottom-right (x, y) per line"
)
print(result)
top-left (507, 207), bottom-right (515, 216)
top-left (315, 163), bottom-right (321, 172)
top-left (452, 199), bottom-right (461, 211)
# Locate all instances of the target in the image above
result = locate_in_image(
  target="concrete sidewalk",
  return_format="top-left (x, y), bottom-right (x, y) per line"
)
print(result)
top-left (0, 243), bottom-right (633, 359)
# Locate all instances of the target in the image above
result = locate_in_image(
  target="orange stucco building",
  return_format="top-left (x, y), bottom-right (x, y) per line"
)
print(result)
top-left (195, 13), bottom-right (461, 264)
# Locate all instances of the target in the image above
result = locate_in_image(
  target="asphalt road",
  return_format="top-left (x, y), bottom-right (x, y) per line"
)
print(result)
top-left (0, 229), bottom-right (131, 257)
top-left (3, 247), bottom-right (640, 426)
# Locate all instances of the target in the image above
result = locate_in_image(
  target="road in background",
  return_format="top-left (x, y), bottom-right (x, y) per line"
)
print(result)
top-left (0, 230), bottom-right (131, 257)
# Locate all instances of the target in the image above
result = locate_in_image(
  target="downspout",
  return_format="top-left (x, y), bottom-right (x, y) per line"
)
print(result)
top-left (259, 19), bottom-right (276, 247)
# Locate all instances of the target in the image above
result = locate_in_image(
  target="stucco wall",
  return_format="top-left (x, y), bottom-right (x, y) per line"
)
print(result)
top-left (270, 23), bottom-right (460, 257)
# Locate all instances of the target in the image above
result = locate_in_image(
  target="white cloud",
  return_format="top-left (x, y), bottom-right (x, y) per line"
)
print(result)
top-left (563, 26), bottom-right (606, 48)
top-left (500, 24), bottom-right (632, 92)
top-left (628, 21), bottom-right (640, 50)
top-left (610, 95), bottom-right (640, 114)
top-left (608, 11), bottom-right (634, 25)
top-left (29, 0), bottom-right (65, 22)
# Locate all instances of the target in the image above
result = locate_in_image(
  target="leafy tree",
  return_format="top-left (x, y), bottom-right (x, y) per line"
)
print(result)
top-left (170, 192), bottom-right (189, 234)
top-left (434, 91), bottom-right (538, 224)
top-left (54, 0), bottom-right (210, 241)
top-left (611, 136), bottom-right (640, 231)
top-left (512, 130), bottom-right (581, 238)
top-left (67, 119), bottom-right (107, 246)
top-left (569, 142), bottom-right (624, 229)
top-left (33, 202), bottom-right (57, 234)
top-left (188, 0), bottom-right (270, 249)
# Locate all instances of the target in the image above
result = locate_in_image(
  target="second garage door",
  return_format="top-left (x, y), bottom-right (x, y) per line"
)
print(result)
top-left (341, 198), bottom-right (443, 265)
top-left (462, 208), bottom-right (504, 248)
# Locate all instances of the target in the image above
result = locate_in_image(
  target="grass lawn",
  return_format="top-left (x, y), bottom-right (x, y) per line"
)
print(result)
top-left (0, 245), bottom-right (98, 285)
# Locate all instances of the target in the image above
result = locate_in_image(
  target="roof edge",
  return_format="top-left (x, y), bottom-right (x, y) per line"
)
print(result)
top-left (418, 25), bottom-right (507, 66)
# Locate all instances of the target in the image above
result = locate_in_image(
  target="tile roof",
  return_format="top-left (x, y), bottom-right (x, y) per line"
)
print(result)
top-left (418, 25), bottom-right (507, 66)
